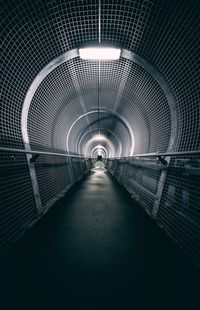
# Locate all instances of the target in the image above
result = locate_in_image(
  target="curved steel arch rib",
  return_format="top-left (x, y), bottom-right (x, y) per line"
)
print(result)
top-left (77, 127), bottom-right (122, 157)
top-left (68, 110), bottom-right (132, 156)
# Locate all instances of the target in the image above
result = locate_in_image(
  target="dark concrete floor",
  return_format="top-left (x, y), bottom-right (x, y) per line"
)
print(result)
top-left (0, 164), bottom-right (199, 310)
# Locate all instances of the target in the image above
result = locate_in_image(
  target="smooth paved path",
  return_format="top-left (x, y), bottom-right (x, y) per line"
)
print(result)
top-left (1, 163), bottom-right (199, 310)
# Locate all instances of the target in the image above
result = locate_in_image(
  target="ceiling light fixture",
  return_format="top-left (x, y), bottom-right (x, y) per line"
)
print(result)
top-left (79, 47), bottom-right (121, 60)
top-left (79, 1), bottom-right (121, 139)
top-left (79, 1), bottom-right (121, 61)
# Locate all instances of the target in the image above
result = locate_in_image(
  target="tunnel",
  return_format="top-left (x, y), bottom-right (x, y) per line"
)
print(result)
top-left (0, 0), bottom-right (200, 309)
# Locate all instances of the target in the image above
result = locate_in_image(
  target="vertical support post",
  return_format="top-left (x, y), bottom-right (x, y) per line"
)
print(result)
top-left (121, 158), bottom-right (129, 186)
top-left (113, 159), bottom-right (119, 177)
top-left (152, 156), bottom-right (171, 218)
top-left (68, 156), bottom-right (75, 184)
top-left (26, 152), bottom-right (43, 216)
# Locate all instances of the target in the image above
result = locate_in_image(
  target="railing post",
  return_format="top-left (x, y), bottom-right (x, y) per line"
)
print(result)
top-left (26, 151), bottom-right (43, 216)
top-left (121, 157), bottom-right (129, 186)
top-left (68, 156), bottom-right (75, 184)
top-left (151, 156), bottom-right (171, 218)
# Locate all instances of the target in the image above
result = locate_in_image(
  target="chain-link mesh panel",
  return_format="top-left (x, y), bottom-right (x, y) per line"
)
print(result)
top-left (101, 0), bottom-right (200, 151)
top-left (71, 157), bottom-right (86, 182)
top-left (34, 155), bottom-right (73, 209)
top-left (0, 151), bottom-right (90, 250)
top-left (27, 57), bottom-right (171, 155)
top-left (0, 0), bottom-right (199, 262)
top-left (157, 154), bottom-right (200, 265)
top-left (108, 158), bottom-right (163, 214)
top-left (107, 153), bottom-right (200, 266)
top-left (1, 0), bottom-right (199, 152)
top-left (0, 151), bottom-right (37, 249)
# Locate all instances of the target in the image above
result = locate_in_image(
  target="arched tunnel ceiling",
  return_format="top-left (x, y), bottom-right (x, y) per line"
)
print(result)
top-left (26, 55), bottom-right (171, 156)
top-left (0, 0), bottom-right (200, 156)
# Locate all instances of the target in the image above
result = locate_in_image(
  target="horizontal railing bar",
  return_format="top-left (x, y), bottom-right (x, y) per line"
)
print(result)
top-left (0, 146), bottom-right (85, 158)
top-left (1, 147), bottom-right (199, 159)
top-left (109, 150), bottom-right (200, 159)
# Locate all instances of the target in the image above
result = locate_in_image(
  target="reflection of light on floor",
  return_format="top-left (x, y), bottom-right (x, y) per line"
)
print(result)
top-left (92, 161), bottom-right (106, 173)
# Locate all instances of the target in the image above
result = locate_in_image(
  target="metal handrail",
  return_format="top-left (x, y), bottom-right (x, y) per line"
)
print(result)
top-left (0, 146), bottom-right (199, 159)
top-left (110, 150), bottom-right (200, 159)
top-left (0, 146), bottom-right (85, 158)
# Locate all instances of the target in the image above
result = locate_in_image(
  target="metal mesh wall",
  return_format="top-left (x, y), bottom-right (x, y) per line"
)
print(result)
top-left (0, 152), bottom-right (37, 248)
top-left (0, 0), bottom-right (199, 262)
top-left (0, 150), bottom-right (90, 251)
top-left (28, 57), bottom-right (171, 156)
top-left (107, 154), bottom-right (200, 265)
top-left (107, 158), bottom-right (163, 214)
top-left (101, 0), bottom-right (200, 151)
top-left (157, 155), bottom-right (200, 264)
top-left (1, 0), bottom-right (199, 151)
top-left (34, 155), bottom-right (73, 210)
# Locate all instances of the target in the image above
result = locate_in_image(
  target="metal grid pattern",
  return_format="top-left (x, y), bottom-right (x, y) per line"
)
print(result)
top-left (27, 61), bottom-right (86, 152)
top-left (108, 158), bottom-right (163, 214)
top-left (0, 152), bottom-right (37, 248)
top-left (0, 151), bottom-right (90, 251)
top-left (34, 155), bottom-right (73, 209)
top-left (0, 0), bottom-right (98, 149)
top-left (101, 0), bottom-right (200, 151)
top-left (115, 59), bottom-right (171, 154)
top-left (0, 0), bottom-right (199, 263)
top-left (107, 153), bottom-right (200, 266)
top-left (157, 154), bottom-right (200, 265)
top-left (28, 56), bottom-right (171, 156)
top-left (1, 0), bottom-right (199, 152)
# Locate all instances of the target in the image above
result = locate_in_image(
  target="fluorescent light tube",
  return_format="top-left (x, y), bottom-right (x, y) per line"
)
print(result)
top-left (79, 47), bottom-right (121, 60)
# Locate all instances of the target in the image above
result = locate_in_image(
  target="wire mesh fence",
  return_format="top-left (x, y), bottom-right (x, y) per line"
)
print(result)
top-left (158, 154), bottom-right (200, 265)
top-left (107, 152), bottom-right (200, 266)
top-left (0, 149), bottom-right (92, 252)
top-left (0, 0), bottom-right (199, 266)
top-left (0, 151), bottom-right (37, 249)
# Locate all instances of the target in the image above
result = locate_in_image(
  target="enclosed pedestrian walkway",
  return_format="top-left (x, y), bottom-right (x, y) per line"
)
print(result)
top-left (1, 163), bottom-right (199, 310)
top-left (0, 1), bottom-right (200, 309)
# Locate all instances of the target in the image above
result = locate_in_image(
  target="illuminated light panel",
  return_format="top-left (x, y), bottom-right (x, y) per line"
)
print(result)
top-left (79, 47), bottom-right (121, 60)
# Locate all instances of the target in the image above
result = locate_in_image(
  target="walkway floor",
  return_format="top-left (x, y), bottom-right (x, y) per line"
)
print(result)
top-left (1, 163), bottom-right (199, 310)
